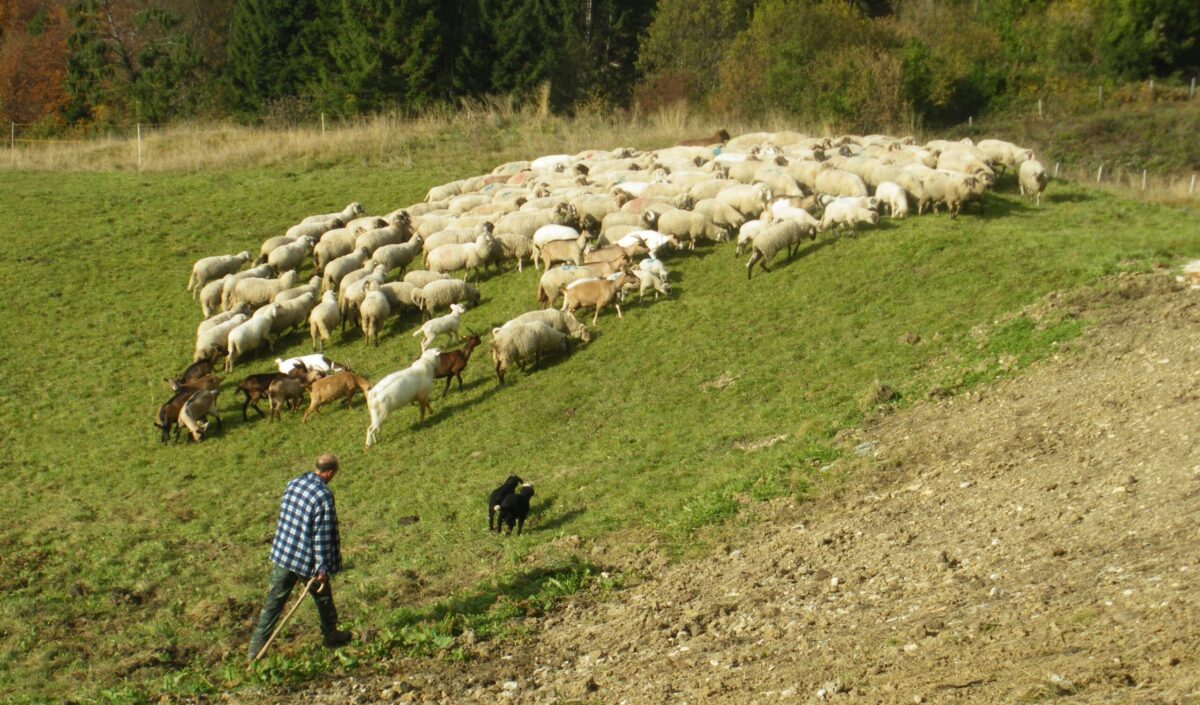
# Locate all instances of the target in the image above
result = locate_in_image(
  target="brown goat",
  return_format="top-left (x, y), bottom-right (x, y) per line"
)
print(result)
top-left (167, 373), bottom-right (222, 394)
top-left (675, 128), bottom-right (731, 147)
top-left (166, 350), bottom-right (221, 390)
top-left (236, 363), bottom-right (317, 420)
top-left (561, 272), bottom-right (640, 326)
top-left (267, 378), bottom-right (306, 421)
top-left (434, 333), bottom-right (482, 396)
top-left (302, 371), bottom-right (372, 422)
top-left (154, 390), bottom-right (193, 444)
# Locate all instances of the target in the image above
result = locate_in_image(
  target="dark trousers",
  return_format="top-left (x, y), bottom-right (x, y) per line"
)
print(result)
top-left (248, 564), bottom-right (339, 659)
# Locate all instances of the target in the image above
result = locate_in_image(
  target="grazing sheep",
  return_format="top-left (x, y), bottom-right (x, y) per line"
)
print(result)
top-left (814, 168), bottom-right (869, 198)
top-left (179, 388), bottom-right (221, 442)
top-left (413, 279), bottom-right (480, 319)
top-left (371, 236), bottom-right (423, 275)
top-left (374, 281), bottom-right (420, 314)
top-left (691, 197), bottom-right (747, 232)
top-left (338, 264), bottom-right (387, 330)
top-left (977, 139), bottom-right (1034, 175)
top-left (267, 377), bottom-right (306, 421)
top-left (274, 275), bottom-right (321, 304)
top-left (224, 305), bottom-right (278, 372)
top-left (360, 290), bottom-right (392, 346)
top-left (767, 196), bottom-right (823, 226)
top-left (424, 233), bottom-right (497, 281)
top-left (344, 215), bottom-right (388, 233)
top-left (562, 272), bottom-right (640, 326)
top-left (734, 218), bottom-right (770, 257)
top-left (923, 171), bottom-right (984, 218)
top-left (646, 208), bottom-right (727, 249)
top-left (194, 313), bottom-right (246, 362)
top-left (364, 348), bottom-right (442, 447)
top-left (716, 183), bottom-right (773, 218)
top-left (322, 247), bottom-right (371, 292)
top-left (220, 263), bottom-right (274, 310)
top-left (404, 269), bottom-right (451, 289)
top-left (820, 199), bottom-right (881, 232)
top-left (494, 203), bottom-right (578, 257)
top-left (1018, 159), bottom-right (1048, 206)
top-left (308, 291), bottom-right (340, 351)
top-left (413, 303), bottom-right (466, 351)
top-left (197, 306), bottom-right (250, 338)
top-left (490, 321), bottom-right (570, 384)
top-left (284, 216), bottom-right (343, 243)
top-left (874, 181), bottom-right (909, 218)
top-left (188, 251), bottom-right (252, 298)
top-left (426, 180), bottom-right (466, 203)
top-left (267, 237), bottom-right (313, 274)
top-left (746, 219), bottom-right (816, 279)
top-left (312, 226), bottom-right (365, 271)
top-left (270, 291), bottom-right (317, 337)
top-left (636, 256), bottom-right (669, 282)
top-left (503, 309), bottom-right (592, 343)
top-left (629, 268), bottom-right (671, 302)
top-left (301, 202), bottom-right (365, 225)
top-left (302, 371), bottom-right (372, 422)
top-left (229, 270), bottom-right (300, 309)
top-left (199, 277), bottom-right (230, 317)
top-left (488, 475), bottom-right (524, 531)
top-left (494, 483), bottom-right (535, 535)
top-left (354, 216), bottom-right (411, 254)
top-left (421, 222), bottom-right (494, 253)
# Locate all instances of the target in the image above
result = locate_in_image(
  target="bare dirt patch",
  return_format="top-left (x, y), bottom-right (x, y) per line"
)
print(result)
top-left (252, 273), bottom-right (1200, 705)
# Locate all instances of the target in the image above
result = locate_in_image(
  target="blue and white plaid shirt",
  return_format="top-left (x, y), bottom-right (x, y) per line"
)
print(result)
top-left (269, 472), bottom-right (341, 577)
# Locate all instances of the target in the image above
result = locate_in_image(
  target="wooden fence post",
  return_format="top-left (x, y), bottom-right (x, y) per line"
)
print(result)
top-left (1141, 169), bottom-right (1147, 191)
top-left (1096, 165), bottom-right (1103, 183)
top-left (1054, 162), bottom-right (1060, 178)
top-left (137, 123), bottom-right (142, 170)
top-left (9, 122), bottom-right (13, 167)
top-left (1037, 98), bottom-right (1043, 118)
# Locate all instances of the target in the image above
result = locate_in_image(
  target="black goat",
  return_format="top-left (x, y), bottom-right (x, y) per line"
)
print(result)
top-left (495, 483), bottom-right (535, 536)
top-left (488, 475), bottom-right (523, 532)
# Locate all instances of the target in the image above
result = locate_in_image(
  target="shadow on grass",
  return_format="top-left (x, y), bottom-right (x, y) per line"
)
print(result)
top-left (1046, 192), bottom-right (1094, 204)
top-left (533, 505), bottom-right (586, 533)
top-left (388, 556), bottom-right (601, 629)
top-left (748, 235), bottom-right (838, 277)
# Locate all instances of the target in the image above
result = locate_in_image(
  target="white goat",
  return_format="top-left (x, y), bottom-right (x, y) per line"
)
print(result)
top-left (412, 302), bottom-right (467, 351)
top-left (365, 348), bottom-right (441, 447)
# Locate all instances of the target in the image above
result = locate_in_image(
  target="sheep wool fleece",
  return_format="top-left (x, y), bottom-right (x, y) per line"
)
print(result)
top-left (248, 472), bottom-right (343, 658)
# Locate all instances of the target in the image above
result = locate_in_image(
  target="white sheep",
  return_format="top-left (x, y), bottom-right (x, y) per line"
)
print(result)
top-left (274, 275), bottom-right (322, 304)
top-left (276, 354), bottom-right (344, 375)
top-left (734, 218), bottom-right (770, 257)
top-left (197, 306), bottom-right (250, 338)
top-left (220, 263), bottom-right (274, 310)
top-left (715, 183), bottom-right (773, 218)
top-left (188, 251), bottom-right (251, 298)
top-left (301, 202), bottom-right (364, 225)
top-left (412, 303), bottom-right (466, 351)
top-left (636, 256), bottom-right (669, 282)
top-left (820, 199), bottom-right (880, 233)
top-left (502, 309), bottom-right (592, 343)
top-left (629, 268), bottom-right (671, 302)
top-left (194, 313), bottom-right (247, 361)
top-left (489, 321), bottom-right (570, 384)
top-left (354, 218), bottom-right (410, 254)
top-left (229, 270), bottom-right (300, 309)
top-left (746, 219), bottom-right (816, 279)
top-left (321, 247), bottom-right (371, 292)
top-left (814, 168), bottom-right (869, 198)
top-left (874, 181), bottom-right (909, 218)
top-left (1018, 159), bottom-right (1048, 206)
top-left (424, 233), bottom-right (496, 281)
top-left (404, 269), bottom-right (451, 289)
top-left (199, 276), bottom-right (229, 317)
top-left (308, 290), bottom-right (340, 351)
top-left (360, 290), bottom-right (392, 347)
top-left (312, 225), bottom-right (367, 270)
top-left (425, 180), bottom-right (466, 203)
top-left (977, 139), bottom-right (1034, 175)
top-left (284, 216), bottom-right (343, 243)
top-left (691, 197), bottom-right (747, 232)
top-left (364, 348), bottom-right (442, 447)
top-left (371, 236), bottom-right (424, 275)
top-left (270, 292), bottom-right (317, 337)
top-left (224, 305), bottom-right (278, 371)
top-left (647, 209), bottom-right (727, 249)
top-left (339, 265), bottom-right (388, 330)
top-left (412, 279), bottom-right (480, 318)
top-left (267, 237), bottom-right (313, 274)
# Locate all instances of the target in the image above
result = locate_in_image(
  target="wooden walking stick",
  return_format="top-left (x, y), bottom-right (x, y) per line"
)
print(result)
top-left (248, 576), bottom-right (321, 667)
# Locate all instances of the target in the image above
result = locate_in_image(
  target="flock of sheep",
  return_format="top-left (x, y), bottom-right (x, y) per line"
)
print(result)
top-left (160, 129), bottom-right (1048, 448)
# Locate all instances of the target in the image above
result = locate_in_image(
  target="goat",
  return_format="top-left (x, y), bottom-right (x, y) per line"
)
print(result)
top-left (488, 475), bottom-right (524, 531)
top-left (154, 390), bottom-right (192, 444)
top-left (495, 483), bottom-right (535, 535)
top-left (165, 350), bottom-right (221, 391)
top-left (302, 371), bottom-right (373, 422)
top-left (433, 332), bottom-right (482, 396)
top-left (235, 363), bottom-right (315, 420)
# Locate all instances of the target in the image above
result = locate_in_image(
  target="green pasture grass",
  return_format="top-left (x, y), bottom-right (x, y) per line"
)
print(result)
top-left (0, 137), bottom-right (1196, 703)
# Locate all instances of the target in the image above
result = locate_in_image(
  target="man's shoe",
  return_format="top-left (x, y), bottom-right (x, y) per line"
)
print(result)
top-left (323, 629), bottom-right (352, 648)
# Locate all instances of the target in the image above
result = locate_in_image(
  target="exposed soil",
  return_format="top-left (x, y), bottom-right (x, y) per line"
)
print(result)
top-left (248, 272), bottom-right (1200, 705)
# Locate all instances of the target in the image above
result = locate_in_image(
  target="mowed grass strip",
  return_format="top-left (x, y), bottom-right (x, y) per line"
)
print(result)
top-left (0, 132), bottom-right (1195, 702)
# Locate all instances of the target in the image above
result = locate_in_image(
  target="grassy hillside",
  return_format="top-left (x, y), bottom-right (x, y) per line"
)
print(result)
top-left (0, 126), bottom-right (1196, 703)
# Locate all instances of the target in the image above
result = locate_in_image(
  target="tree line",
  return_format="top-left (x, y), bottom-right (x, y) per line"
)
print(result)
top-left (0, 0), bottom-right (1197, 132)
